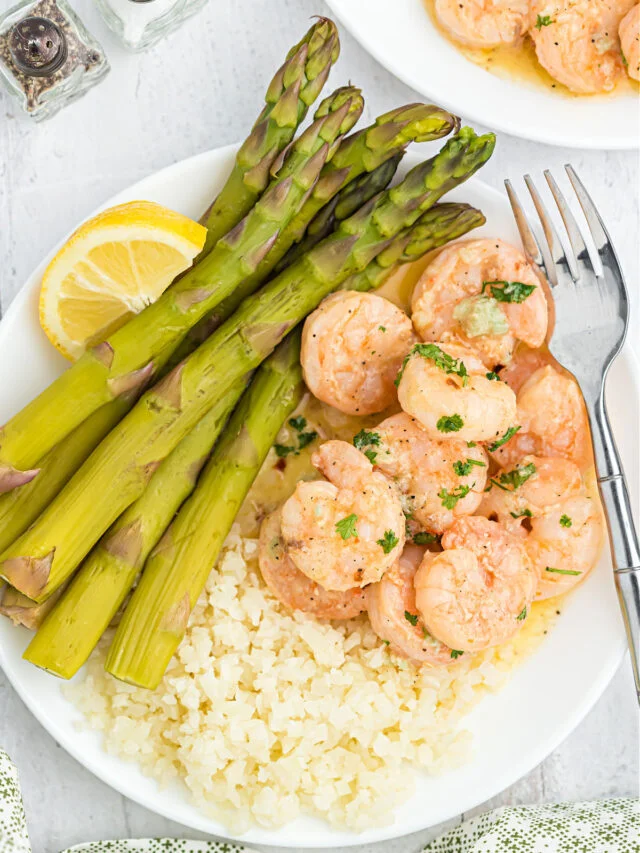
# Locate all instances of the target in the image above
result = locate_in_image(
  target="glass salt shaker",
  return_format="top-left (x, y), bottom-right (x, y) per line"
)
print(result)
top-left (0, 0), bottom-right (109, 121)
top-left (95, 0), bottom-right (209, 52)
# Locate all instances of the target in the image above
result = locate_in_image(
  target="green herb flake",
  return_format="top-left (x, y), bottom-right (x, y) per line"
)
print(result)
top-left (377, 529), bottom-right (399, 554)
top-left (336, 514), bottom-right (358, 540)
top-left (353, 429), bottom-right (381, 464)
top-left (297, 430), bottom-right (318, 451)
top-left (516, 607), bottom-right (527, 621)
top-left (510, 508), bottom-right (533, 519)
top-left (404, 611), bottom-right (419, 627)
top-left (378, 325), bottom-right (386, 332)
top-left (559, 514), bottom-right (573, 528)
top-left (491, 462), bottom-right (537, 492)
top-left (382, 639), bottom-right (390, 645)
top-left (274, 444), bottom-right (296, 458)
top-left (535, 14), bottom-right (553, 29)
top-left (439, 484), bottom-right (471, 510)
top-left (395, 343), bottom-right (468, 387)
top-left (288, 416), bottom-right (307, 432)
top-left (545, 566), bottom-right (582, 576)
top-left (488, 425), bottom-right (521, 452)
top-left (485, 371), bottom-right (501, 381)
top-left (482, 280), bottom-right (537, 302)
top-left (450, 649), bottom-right (464, 659)
top-left (437, 414), bottom-right (464, 433)
top-left (466, 441), bottom-right (477, 448)
top-left (453, 458), bottom-right (487, 477)
top-left (413, 531), bottom-right (439, 545)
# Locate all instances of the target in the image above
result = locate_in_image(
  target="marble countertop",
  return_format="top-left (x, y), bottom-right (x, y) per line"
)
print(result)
top-left (0, 1), bottom-right (638, 851)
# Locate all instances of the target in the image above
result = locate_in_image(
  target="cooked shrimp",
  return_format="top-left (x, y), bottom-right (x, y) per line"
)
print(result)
top-left (479, 455), bottom-right (583, 536)
top-left (414, 517), bottom-right (537, 652)
top-left (258, 511), bottom-right (367, 619)
top-left (366, 544), bottom-right (454, 665)
top-left (280, 440), bottom-right (405, 591)
top-left (527, 496), bottom-right (603, 599)
top-left (530, 0), bottom-right (634, 94)
top-left (434, 0), bottom-right (530, 48)
top-left (373, 412), bottom-right (489, 534)
top-left (411, 239), bottom-right (548, 368)
top-left (490, 365), bottom-right (592, 470)
top-left (396, 341), bottom-right (517, 444)
top-left (620, 4), bottom-right (640, 79)
top-left (497, 344), bottom-right (551, 394)
top-left (301, 291), bottom-right (416, 416)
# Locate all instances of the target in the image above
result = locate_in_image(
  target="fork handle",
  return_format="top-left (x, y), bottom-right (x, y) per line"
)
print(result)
top-left (592, 392), bottom-right (640, 703)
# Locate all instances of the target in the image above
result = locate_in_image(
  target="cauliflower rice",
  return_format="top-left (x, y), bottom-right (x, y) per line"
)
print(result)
top-left (65, 524), bottom-right (553, 833)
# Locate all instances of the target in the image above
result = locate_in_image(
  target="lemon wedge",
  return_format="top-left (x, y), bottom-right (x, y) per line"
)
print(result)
top-left (39, 201), bottom-right (207, 360)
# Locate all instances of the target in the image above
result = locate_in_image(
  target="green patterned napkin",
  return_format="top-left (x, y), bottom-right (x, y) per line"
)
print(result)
top-left (1, 748), bottom-right (638, 852)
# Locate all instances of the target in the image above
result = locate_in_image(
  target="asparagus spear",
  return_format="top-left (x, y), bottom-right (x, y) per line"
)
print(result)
top-left (344, 202), bottom-right (486, 292)
top-left (199, 17), bottom-right (340, 257)
top-left (106, 332), bottom-right (304, 689)
top-left (0, 585), bottom-right (63, 631)
top-left (0, 87), bottom-right (359, 491)
top-left (0, 128), bottom-right (494, 603)
top-left (22, 380), bottom-right (248, 679)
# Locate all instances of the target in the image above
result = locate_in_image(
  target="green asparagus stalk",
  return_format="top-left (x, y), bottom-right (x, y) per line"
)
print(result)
top-left (0, 128), bottom-right (494, 603)
top-left (344, 202), bottom-right (486, 292)
top-left (0, 585), bottom-right (64, 631)
top-left (0, 87), bottom-right (358, 491)
top-left (106, 332), bottom-right (304, 689)
top-left (199, 17), bottom-right (340, 256)
top-left (22, 380), bottom-right (248, 679)
top-left (273, 152), bottom-right (404, 273)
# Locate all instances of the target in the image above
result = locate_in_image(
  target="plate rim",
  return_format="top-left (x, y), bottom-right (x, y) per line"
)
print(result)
top-left (0, 142), bottom-right (635, 847)
top-left (325, 0), bottom-right (640, 151)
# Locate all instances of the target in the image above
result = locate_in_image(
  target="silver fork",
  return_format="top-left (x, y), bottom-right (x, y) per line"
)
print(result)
top-left (505, 166), bottom-right (640, 704)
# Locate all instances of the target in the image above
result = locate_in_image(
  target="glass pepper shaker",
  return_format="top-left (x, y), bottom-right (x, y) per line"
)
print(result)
top-left (0, 0), bottom-right (109, 121)
top-left (95, 0), bottom-right (209, 52)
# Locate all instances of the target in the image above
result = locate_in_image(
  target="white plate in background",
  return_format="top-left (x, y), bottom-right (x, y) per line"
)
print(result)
top-left (0, 145), bottom-right (635, 847)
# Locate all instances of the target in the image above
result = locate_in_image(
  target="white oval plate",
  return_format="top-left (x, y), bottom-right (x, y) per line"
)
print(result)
top-left (326, 0), bottom-right (639, 150)
top-left (0, 145), bottom-right (636, 848)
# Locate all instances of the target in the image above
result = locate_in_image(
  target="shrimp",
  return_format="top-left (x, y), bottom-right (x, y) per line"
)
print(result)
top-left (367, 544), bottom-right (454, 666)
top-left (478, 454), bottom-right (584, 537)
top-left (527, 496), bottom-right (604, 599)
top-left (411, 239), bottom-right (548, 368)
top-left (620, 4), bottom-right (640, 79)
top-left (490, 365), bottom-right (592, 470)
top-left (301, 290), bottom-right (416, 416)
top-left (280, 440), bottom-right (405, 591)
top-left (372, 412), bottom-right (489, 534)
top-left (434, 0), bottom-right (530, 48)
top-left (497, 344), bottom-right (551, 394)
top-left (530, 0), bottom-right (634, 94)
top-left (396, 341), bottom-right (517, 444)
top-left (258, 511), bottom-right (367, 619)
top-left (414, 517), bottom-right (537, 652)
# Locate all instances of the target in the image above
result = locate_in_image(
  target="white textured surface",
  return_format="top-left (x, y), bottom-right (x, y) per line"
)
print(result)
top-left (0, 1), bottom-right (638, 852)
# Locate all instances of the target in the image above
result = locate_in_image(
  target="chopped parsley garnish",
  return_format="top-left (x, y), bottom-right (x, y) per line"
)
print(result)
top-left (453, 458), bottom-right (486, 477)
top-left (516, 607), bottom-right (528, 621)
top-left (437, 414), bottom-right (464, 433)
top-left (485, 371), bottom-right (501, 381)
top-left (404, 611), bottom-right (419, 627)
top-left (377, 529), bottom-right (399, 554)
top-left (353, 429), bottom-right (381, 464)
top-left (382, 639), bottom-right (390, 645)
top-left (450, 649), bottom-right (464, 659)
top-left (413, 531), bottom-right (439, 545)
top-left (467, 441), bottom-right (477, 448)
top-left (482, 280), bottom-right (537, 303)
top-left (545, 566), bottom-right (582, 576)
top-left (488, 425), bottom-right (521, 452)
top-left (559, 514), bottom-right (573, 528)
top-left (395, 343), bottom-right (468, 387)
top-left (335, 514), bottom-right (358, 540)
top-left (439, 484), bottom-right (471, 509)
top-left (510, 508), bottom-right (533, 519)
top-left (378, 325), bottom-right (386, 332)
top-left (275, 416), bottom-right (318, 457)
top-left (490, 462), bottom-right (536, 492)
top-left (535, 14), bottom-right (553, 29)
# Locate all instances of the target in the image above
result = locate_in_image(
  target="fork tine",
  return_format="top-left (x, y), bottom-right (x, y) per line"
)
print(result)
top-left (524, 174), bottom-right (575, 287)
top-left (504, 179), bottom-right (551, 281)
top-left (565, 165), bottom-right (611, 254)
top-left (543, 170), bottom-right (586, 281)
